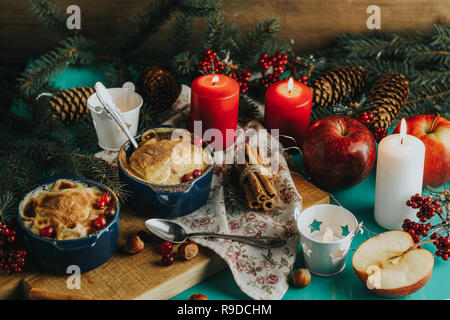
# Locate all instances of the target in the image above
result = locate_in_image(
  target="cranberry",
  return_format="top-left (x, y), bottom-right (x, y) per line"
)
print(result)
top-left (300, 75), bottom-right (308, 84)
top-left (92, 216), bottom-right (107, 230)
top-left (192, 169), bottom-right (202, 178)
top-left (159, 241), bottom-right (173, 255)
top-left (162, 254), bottom-right (174, 266)
top-left (100, 194), bottom-right (112, 205)
top-left (104, 207), bottom-right (116, 219)
top-left (181, 174), bottom-right (194, 183)
top-left (7, 236), bottom-right (15, 243)
top-left (40, 226), bottom-right (55, 238)
top-left (96, 200), bottom-right (107, 209)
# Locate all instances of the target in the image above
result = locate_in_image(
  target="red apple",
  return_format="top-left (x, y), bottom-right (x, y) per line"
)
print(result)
top-left (302, 115), bottom-right (376, 191)
top-left (393, 115), bottom-right (450, 188)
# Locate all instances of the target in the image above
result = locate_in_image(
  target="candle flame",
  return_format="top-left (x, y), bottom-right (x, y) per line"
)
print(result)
top-left (400, 118), bottom-right (407, 144)
top-left (212, 75), bottom-right (219, 85)
top-left (288, 77), bottom-right (294, 91)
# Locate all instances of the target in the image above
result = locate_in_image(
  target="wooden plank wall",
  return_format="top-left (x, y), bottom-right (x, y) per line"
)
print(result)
top-left (0, 0), bottom-right (448, 64)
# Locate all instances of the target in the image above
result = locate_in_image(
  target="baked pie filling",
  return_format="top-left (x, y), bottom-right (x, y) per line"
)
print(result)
top-left (120, 133), bottom-right (212, 185)
top-left (19, 179), bottom-right (116, 240)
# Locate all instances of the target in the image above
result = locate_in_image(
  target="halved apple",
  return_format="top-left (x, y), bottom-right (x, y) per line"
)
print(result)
top-left (352, 231), bottom-right (434, 297)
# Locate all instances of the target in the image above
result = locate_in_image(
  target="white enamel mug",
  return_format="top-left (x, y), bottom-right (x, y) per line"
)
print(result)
top-left (87, 82), bottom-right (143, 151)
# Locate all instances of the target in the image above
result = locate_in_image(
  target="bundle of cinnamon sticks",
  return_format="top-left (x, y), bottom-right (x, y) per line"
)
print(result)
top-left (237, 144), bottom-right (279, 211)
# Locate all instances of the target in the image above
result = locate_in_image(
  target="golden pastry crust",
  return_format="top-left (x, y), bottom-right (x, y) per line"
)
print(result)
top-left (19, 180), bottom-right (113, 240)
top-left (125, 136), bottom-right (211, 185)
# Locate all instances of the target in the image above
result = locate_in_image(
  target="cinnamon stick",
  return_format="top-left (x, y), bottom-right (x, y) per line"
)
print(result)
top-left (245, 144), bottom-right (277, 200)
top-left (243, 182), bottom-right (260, 210)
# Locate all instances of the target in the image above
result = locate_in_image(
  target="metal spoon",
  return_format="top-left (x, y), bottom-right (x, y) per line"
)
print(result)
top-left (145, 218), bottom-right (286, 249)
top-left (94, 82), bottom-right (139, 149)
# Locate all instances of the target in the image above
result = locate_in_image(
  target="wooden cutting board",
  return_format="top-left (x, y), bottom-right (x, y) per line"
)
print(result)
top-left (0, 172), bottom-right (329, 300)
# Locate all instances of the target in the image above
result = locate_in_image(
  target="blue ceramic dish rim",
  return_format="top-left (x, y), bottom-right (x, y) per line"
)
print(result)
top-left (16, 176), bottom-right (120, 247)
top-left (118, 125), bottom-right (215, 193)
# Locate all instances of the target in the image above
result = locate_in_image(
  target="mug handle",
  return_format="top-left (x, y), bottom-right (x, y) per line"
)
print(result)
top-left (122, 82), bottom-right (135, 92)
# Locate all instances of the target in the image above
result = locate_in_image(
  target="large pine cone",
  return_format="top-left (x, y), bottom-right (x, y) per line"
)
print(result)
top-left (364, 72), bottom-right (409, 129)
top-left (137, 65), bottom-right (181, 111)
top-left (49, 86), bottom-right (95, 124)
top-left (311, 66), bottom-right (368, 108)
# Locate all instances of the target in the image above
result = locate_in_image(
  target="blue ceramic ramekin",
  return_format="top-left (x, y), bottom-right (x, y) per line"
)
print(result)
top-left (17, 176), bottom-right (120, 275)
top-left (118, 126), bottom-right (214, 218)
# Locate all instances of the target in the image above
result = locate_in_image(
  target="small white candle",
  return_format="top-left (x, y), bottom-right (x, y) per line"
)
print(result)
top-left (374, 119), bottom-right (425, 230)
top-left (322, 227), bottom-right (334, 243)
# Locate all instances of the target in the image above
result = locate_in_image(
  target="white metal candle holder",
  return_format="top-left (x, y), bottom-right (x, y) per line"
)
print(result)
top-left (295, 204), bottom-right (363, 276)
top-left (87, 82), bottom-right (143, 152)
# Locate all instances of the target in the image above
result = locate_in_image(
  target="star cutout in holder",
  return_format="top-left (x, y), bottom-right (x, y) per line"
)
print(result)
top-left (309, 219), bottom-right (323, 233)
top-left (329, 249), bottom-right (345, 262)
top-left (341, 225), bottom-right (350, 237)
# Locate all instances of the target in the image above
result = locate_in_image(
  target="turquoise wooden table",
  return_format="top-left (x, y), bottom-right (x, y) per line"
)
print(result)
top-left (44, 66), bottom-right (449, 300)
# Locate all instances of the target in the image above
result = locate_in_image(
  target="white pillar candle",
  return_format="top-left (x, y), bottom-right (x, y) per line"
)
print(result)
top-left (374, 119), bottom-right (425, 230)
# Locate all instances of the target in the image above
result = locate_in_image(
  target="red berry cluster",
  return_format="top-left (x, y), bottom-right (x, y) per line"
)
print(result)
top-left (181, 169), bottom-right (202, 183)
top-left (432, 234), bottom-right (449, 261)
top-left (402, 193), bottom-right (449, 261)
top-left (0, 221), bottom-right (16, 244)
top-left (198, 49), bottom-right (225, 74)
top-left (159, 241), bottom-right (174, 266)
top-left (258, 52), bottom-right (288, 89)
top-left (406, 194), bottom-right (441, 222)
top-left (231, 70), bottom-right (251, 94)
top-left (402, 219), bottom-right (432, 243)
top-left (0, 248), bottom-right (27, 274)
top-left (300, 75), bottom-right (308, 85)
top-left (355, 112), bottom-right (387, 143)
top-left (355, 111), bottom-right (374, 125)
top-left (93, 193), bottom-right (116, 230)
top-left (0, 221), bottom-right (27, 274)
top-left (373, 127), bottom-right (388, 143)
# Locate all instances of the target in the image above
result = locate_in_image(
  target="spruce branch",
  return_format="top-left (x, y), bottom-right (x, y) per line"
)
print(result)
top-left (223, 166), bottom-right (247, 214)
top-left (170, 51), bottom-right (199, 83)
top-left (0, 191), bottom-right (16, 224)
top-left (238, 94), bottom-right (261, 124)
top-left (203, 10), bottom-right (239, 53)
top-left (27, 0), bottom-right (68, 36)
top-left (239, 18), bottom-right (280, 66)
top-left (18, 36), bottom-right (95, 97)
top-left (118, 0), bottom-right (177, 54)
top-left (169, 12), bottom-right (194, 55)
top-left (177, 0), bottom-right (222, 17)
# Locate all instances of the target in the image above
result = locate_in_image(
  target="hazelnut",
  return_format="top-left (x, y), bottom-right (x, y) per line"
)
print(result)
top-left (124, 234), bottom-right (144, 254)
top-left (189, 293), bottom-right (208, 300)
top-left (178, 241), bottom-right (199, 260)
top-left (136, 230), bottom-right (150, 242)
top-left (292, 268), bottom-right (311, 288)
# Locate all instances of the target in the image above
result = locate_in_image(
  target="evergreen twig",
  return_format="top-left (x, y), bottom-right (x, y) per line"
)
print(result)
top-left (27, 0), bottom-right (68, 36)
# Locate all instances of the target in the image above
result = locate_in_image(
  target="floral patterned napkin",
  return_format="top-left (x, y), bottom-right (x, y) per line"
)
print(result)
top-left (176, 129), bottom-right (302, 300)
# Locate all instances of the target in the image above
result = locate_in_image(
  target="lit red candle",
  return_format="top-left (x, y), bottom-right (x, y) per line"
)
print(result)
top-left (190, 74), bottom-right (240, 150)
top-left (264, 77), bottom-right (312, 145)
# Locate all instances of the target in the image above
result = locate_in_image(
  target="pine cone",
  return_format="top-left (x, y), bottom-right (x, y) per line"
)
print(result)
top-left (310, 66), bottom-right (368, 108)
top-left (49, 86), bottom-right (95, 124)
top-left (137, 65), bottom-right (181, 111)
top-left (365, 72), bottom-right (409, 129)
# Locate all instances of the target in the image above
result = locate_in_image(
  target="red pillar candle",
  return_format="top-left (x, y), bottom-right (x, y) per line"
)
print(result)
top-left (190, 74), bottom-right (240, 150)
top-left (264, 77), bottom-right (312, 146)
